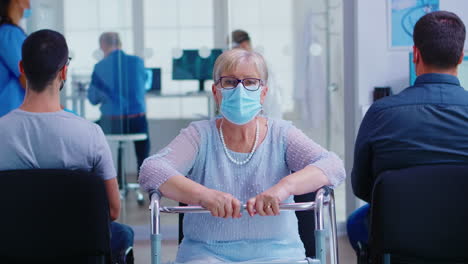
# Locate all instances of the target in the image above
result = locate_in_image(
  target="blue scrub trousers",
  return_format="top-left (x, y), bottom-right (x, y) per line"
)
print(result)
top-left (347, 204), bottom-right (370, 252)
top-left (111, 222), bottom-right (134, 254)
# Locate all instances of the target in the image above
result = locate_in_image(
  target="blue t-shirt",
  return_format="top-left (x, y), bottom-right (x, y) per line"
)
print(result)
top-left (87, 50), bottom-right (146, 116)
top-left (0, 24), bottom-right (26, 117)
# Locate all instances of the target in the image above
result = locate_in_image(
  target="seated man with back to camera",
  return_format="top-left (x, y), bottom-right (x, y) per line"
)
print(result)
top-left (348, 10), bottom-right (467, 253)
top-left (139, 48), bottom-right (346, 263)
top-left (0, 29), bottom-right (134, 261)
top-left (88, 32), bottom-right (150, 172)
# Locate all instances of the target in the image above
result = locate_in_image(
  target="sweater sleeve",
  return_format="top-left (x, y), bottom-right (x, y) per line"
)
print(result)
top-left (139, 124), bottom-right (200, 193)
top-left (285, 126), bottom-right (346, 187)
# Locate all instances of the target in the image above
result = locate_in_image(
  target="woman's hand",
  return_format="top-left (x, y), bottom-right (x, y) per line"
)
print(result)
top-left (246, 182), bottom-right (291, 217)
top-left (199, 188), bottom-right (242, 218)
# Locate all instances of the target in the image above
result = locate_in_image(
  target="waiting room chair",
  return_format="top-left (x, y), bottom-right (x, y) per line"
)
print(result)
top-left (369, 164), bottom-right (468, 264)
top-left (295, 192), bottom-right (318, 258)
top-left (0, 169), bottom-right (111, 264)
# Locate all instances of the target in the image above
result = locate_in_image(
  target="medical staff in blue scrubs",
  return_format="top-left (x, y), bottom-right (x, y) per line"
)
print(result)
top-left (88, 32), bottom-right (150, 173)
top-left (0, 0), bottom-right (30, 117)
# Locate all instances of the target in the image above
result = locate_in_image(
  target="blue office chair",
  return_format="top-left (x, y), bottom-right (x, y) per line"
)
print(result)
top-left (369, 164), bottom-right (468, 264)
top-left (0, 169), bottom-right (111, 263)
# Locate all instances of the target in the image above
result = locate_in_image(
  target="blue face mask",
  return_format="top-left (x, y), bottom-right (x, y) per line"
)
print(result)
top-left (219, 83), bottom-right (262, 125)
top-left (23, 8), bottom-right (32, 19)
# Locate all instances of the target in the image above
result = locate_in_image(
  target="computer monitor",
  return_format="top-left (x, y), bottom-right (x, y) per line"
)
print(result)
top-left (145, 68), bottom-right (161, 94)
top-left (459, 56), bottom-right (468, 89)
top-left (409, 52), bottom-right (468, 89)
top-left (172, 49), bottom-right (223, 92)
top-left (409, 52), bottom-right (417, 86)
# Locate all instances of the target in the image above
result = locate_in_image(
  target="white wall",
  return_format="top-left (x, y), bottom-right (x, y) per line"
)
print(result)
top-left (27, 0), bottom-right (64, 34)
top-left (356, 0), bottom-right (468, 111)
top-left (228, 0), bottom-right (295, 113)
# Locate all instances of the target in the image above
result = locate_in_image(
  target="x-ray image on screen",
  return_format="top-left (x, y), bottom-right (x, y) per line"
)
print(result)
top-left (144, 68), bottom-right (161, 94)
top-left (391, 0), bottom-right (439, 47)
top-left (458, 59), bottom-right (468, 89)
top-left (172, 49), bottom-right (223, 92)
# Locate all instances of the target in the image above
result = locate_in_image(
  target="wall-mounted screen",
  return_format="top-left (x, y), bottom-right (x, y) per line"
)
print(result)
top-left (145, 68), bottom-right (161, 94)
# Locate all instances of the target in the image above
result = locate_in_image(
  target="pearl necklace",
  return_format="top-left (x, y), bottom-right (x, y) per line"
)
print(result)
top-left (219, 118), bottom-right (259, 165)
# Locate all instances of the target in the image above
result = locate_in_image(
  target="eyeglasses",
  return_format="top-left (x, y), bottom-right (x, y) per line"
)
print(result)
top-left (216, 76), bottom-right (263, 91)
top-left (59, 57), bottom-right (72, 70)
top-left (56, 57), bottom-right (72, 73)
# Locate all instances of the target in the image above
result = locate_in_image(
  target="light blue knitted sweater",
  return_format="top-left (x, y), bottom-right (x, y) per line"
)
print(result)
top-left (140, 117), bottom-right (345, 263)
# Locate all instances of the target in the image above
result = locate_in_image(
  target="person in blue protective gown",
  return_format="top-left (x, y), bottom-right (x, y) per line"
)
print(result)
top-left (0, 0), bottom-right (30, 116)
top-left (88, 32), bottom-right (150, 171)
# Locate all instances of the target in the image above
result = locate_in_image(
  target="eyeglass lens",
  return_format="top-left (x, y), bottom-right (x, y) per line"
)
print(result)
top-left (220, 77), bottom-right (260, 91)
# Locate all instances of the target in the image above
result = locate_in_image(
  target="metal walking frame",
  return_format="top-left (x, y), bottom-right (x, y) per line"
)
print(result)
top-left (149, 187), bottom-right (339, 264)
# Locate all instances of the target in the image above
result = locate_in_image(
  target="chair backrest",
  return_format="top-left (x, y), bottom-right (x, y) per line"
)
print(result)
top-left (294, 192), bottom-right (317, 258)
top-left (370, 164), bottom-right (468, 263)
top-left (0, 169), bottom-right (111, 263)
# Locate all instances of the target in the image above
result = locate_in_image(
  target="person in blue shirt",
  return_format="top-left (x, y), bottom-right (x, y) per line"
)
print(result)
top-left (0, 0), bottom-right (30, 117)
top-left (88, 32), bottom-right (150, 171)
top-left (348, 10), bottom-right (467, 255)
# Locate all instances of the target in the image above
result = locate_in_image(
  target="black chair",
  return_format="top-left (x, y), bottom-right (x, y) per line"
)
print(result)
top-left (369, 165), bottom-right (468, 264)
top-left (294, 192), bottom-right (317, 258)
top-left (0, 169), bottom-right (111, 264)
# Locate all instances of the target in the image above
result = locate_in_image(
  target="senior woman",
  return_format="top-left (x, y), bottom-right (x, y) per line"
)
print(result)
top-left (139, 49), bottom-right (345, 263)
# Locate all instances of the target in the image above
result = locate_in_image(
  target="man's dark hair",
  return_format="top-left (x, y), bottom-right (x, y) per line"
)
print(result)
top-left (22, 29), bottom-right (69, 92)
top-left (232, 29), bottom-right (250, 45)
top-left (0, 0), bottom-right (13, 26)
top-left (413, 11), bottom-right (466, 69)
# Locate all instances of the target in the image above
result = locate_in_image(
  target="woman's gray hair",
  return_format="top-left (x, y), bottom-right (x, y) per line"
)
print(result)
top-left (99, 32), bottom-right (121, 48)
top-left (213, 49), bottom-right (268, 84)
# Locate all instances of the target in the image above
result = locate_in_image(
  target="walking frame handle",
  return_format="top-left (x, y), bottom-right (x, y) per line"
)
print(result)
top-left (149, 186), bottom-right (338, 264)
top-left (158, 201), bottom-right (326, 214)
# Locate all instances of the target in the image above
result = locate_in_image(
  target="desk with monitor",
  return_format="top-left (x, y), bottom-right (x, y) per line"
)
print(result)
top-left (172, 49), bottom-right (223, 92)
top-left (145, 68), bottom-right (162, 95)
top-left (67, 49), bottom-right (222, 119)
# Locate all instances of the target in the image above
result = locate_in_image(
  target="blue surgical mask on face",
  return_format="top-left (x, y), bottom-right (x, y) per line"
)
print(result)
top-left (23, 8), bottom-right (32, 19)
top-left (219, 83), bottom-right (262, 125)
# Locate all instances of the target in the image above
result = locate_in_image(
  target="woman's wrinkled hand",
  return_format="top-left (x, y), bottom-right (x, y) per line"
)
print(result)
top-left (199, 188), bottom-right (242, 218)
top-left (246, 183), bottom-right (290, 217)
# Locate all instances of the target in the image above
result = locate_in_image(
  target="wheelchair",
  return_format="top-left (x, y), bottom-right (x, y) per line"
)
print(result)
top-left (148, 187), bottom-right (339, 264)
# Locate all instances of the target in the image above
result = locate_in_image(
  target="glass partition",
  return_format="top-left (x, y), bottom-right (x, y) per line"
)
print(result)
top-left (227, 0), bottom-right (346, 223)
top-left (64, 0), bottom-right (134, 121)
top-left (25, 1), bottom-right (347, 262)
